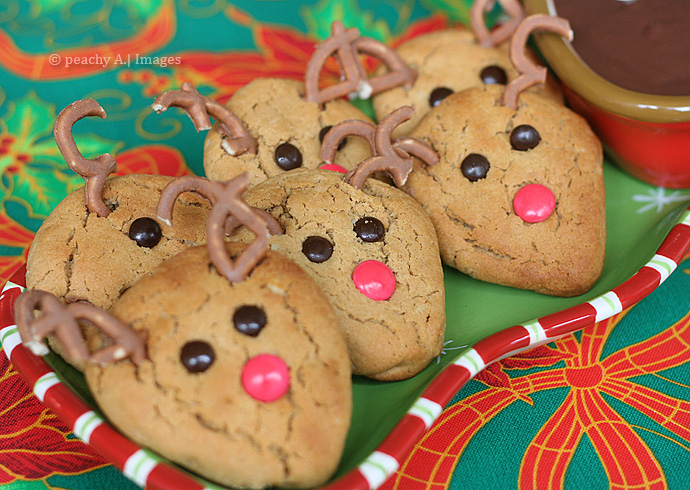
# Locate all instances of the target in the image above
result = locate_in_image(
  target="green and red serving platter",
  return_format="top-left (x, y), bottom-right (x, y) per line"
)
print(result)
top-left (1, 158), bottom-right (690, 490)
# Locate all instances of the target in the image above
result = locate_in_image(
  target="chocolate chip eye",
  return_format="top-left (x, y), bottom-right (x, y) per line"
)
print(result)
top-left (461, 153), bottom-right (490, 181)
top-left (302, 236), bottom-right (334, 263)
top-left (319, 126), bottom-right (347, 150)
top-left (510, 125), bottom-right (541, 151)
top-left (274, 142), bottom-right (303, 170)
top-left (233, 305), bottom-right (267, 337)
top-left (428, 87), bottom-right (453, 108)
top-left (354, 217), bottom-right (385, 242)
top-left (128, 217), bottom-right (162, 248)
top-left (180, 341), bottom-right (215, 373)
top-left (480, 65), bottom-right (508, 85)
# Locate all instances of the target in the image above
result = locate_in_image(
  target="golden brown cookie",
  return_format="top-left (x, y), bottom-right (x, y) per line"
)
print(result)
top-left (26, 174), bottom-right (210, 309)
top-left (406, 84), bottom-right (606, 296)
top-left (371, 28), bottom-right (563, 137)
top-left (25, 174), bottom-right (211, 369)
top-left (25, 99), bottom-right (213, 370)
top-left (237, 168), bottom-right (446, 381)
top-left (203, 78), bottom-right (374, 186)
top-left (84, 241), bottom-right (352, 490)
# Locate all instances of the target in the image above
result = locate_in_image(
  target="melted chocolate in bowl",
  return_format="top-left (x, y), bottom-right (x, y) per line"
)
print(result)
top-left (553, 0), bottom-right (690, 96)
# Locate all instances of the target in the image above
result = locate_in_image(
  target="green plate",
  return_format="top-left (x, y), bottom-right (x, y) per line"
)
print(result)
top-left (2, 155), bottom-right (689, 490)
top-left (339, 159), bottom-right (690, 479)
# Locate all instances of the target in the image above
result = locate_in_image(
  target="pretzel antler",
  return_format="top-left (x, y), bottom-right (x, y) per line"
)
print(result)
top-left (320, 108), bottom-right (438, 187)
top-left (470, 0), bottom-right (525, 48)
top-left (155, 175), bottom-right (282, 237)
top-left (204, 174), bottom-right (275, 283)
top-left (344, 106), bottom-right (438, 189)
top-left (54, 99), bottom-right (118, 217)
top-left (152, 82), bottom-right (258, 157)
top-left (502, 15), bottom-right (573, 109)
top-left (392, 137), bottom-right (440, 167)
top-left (14, 290), bottom-right (146, 366)
top-left (156, 175), bottom-right (225, 227)
top-left (320, 120), bottom-right (376, 165)
top-left (304, 21), bottom-right (416, 105)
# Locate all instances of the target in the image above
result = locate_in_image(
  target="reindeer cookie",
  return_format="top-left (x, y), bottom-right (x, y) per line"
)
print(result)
top-left (371, 0), bottom-right (562, 138)
top-left (406, 15), bottom-right (606, 296)
top-left (25, 100), bottom-right (211, 368)
top-left (16, 174), bottom-right (352, 489)
top-left (229, 107), bottom-right (446, 381)
top-left (152, 21), bottom-right (417, 187)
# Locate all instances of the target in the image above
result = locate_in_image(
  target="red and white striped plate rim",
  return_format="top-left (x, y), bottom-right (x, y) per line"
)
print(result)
top-left (2, 204), bottom-right (689, 490)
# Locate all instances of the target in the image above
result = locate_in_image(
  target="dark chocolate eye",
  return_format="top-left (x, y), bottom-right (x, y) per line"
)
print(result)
top-left (428, 87), bottom-right (453, 108)
top-left (510, 125), bottom-right (541, 151)
top-left (274, 142), bottom-right (303, 170)
top-left (128, 217), bottom-right (162, 248)
top-left (480, 65), bottom-right (507, 85)
top-left (354, 217), bottom-right (385, 242)
top-left (461, 153), bottom-right (490, 181)
top-left (233, 305), bottom-right (267, 337)
top-left (302, 236), bottom-right (334, 263)
top-left (319, 126), bottom-right (347, 150)
top-left (180, 341), bottom-right (215, 373)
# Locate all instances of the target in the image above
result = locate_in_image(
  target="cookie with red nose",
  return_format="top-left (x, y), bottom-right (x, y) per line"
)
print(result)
top-left (25, 99), bottom-right (211, 370)
top-left (371, 0), bottom-right (563, 138)
top-left (236, 106), bottom-right (446, 381)
top-left (406, 15), bottom-right (606, 297)
top-left (75, 173), bottom-right (352, 489)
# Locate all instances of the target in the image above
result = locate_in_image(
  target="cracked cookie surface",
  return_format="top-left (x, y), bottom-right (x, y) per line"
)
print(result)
top-left (25, 174), bottom-right (211, 367)
top-left (203, 78), bottom-right (374, 186)
top-left (406, 85), bottom-right (606, 296)
top-left (26, 174), bottom-right (210, 308)
top-left (237, 169), bottom-right (446, 381)
top-left (85, 242), bottom-right (351, 490)
top-left (371, 29), bottom-right (563, 138)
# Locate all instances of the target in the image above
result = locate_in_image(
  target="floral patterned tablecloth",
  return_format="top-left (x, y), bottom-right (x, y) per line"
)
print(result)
top-left (1, 1), bottom-right (690, 489)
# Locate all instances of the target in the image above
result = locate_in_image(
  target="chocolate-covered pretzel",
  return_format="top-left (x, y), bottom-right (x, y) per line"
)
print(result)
top-left (152, 82), bottom-right (258, 157)
top-left (347, 107), bottom-right (416, 188)
top-left (304, 21), bottom-right (416, 105)
top-left (205, 174), bottom-right (274, 283)
top-left (470, 0), bottom-right (525, 48)
top-left (15, 289), bottom-right (146, 366)
top-left (320, 120), bottom-right (376, 165)
top-left (320, 106), bottom-right (438, 188)
top-left (155, 174), bottom-right (282, 236)
top-left (157, 173), bottom-right (279, 283)
top-left (502, 15), bottom-right (573, 109)
top-left (54, 99), bottom-right (118, 217)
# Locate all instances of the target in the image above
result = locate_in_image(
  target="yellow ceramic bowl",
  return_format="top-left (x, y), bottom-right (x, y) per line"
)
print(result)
top-left (524, 0), bottom-right (690, 189)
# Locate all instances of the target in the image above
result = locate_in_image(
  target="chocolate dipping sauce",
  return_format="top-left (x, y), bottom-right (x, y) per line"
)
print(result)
top-left (553, 0), bottom-right (690, 96)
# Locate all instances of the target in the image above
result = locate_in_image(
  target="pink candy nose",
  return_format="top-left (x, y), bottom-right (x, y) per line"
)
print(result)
top-left (513, 183), bottom-right (555, 223)
top-left (352, 260), bottom-right (396, 301)
top-left (320, 163), bottom-right (348, 174)
top-left (241, 353), bottom-right (290, 402)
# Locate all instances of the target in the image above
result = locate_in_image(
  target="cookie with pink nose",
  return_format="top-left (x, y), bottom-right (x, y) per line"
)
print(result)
top-left (405, 15), bottom-right (606, 296)
top-left (236, 106), bottom-right (446, 381)
top-left (65, 173), bottom-right (352, 490)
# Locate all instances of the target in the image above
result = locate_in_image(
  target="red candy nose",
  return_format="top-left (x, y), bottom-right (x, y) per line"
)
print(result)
top-left (320, 163), bottom-right (348, 174)
top-left (352, 260), bottom-right (396, 301)
top-left (241, 354), bottom-right (290, 402)
top-left (513, 183), bottom-right (555, 223)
